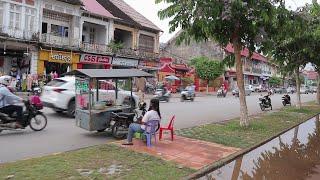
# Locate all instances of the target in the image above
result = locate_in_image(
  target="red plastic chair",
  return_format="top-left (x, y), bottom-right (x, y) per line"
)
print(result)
top-left (159, 115), bottom-right (175, 141)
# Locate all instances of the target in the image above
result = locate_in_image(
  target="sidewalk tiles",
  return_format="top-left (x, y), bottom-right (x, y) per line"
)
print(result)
top-left (113, 135), bottom-right (240, 170)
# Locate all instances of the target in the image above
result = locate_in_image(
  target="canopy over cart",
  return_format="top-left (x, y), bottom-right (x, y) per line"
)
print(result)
top-left (64, 69), bottom-right (153, 132)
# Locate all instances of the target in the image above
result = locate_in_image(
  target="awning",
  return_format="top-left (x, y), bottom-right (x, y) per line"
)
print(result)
top-left (64, 69), bottom-right (154, 79)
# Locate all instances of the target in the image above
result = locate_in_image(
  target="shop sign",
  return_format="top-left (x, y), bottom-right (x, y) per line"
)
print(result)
top-left (50, 53), bottom-right (72, 63)
top-left (112, 57), bottom-right (139, 67)
top-left (80, 54), bottom-right (111, 65)
top-left (139, 60), bottom-right (159, 68)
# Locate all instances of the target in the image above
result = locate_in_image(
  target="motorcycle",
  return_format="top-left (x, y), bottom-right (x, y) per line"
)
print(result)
top-left (217, 88), bottom-right (227, 98)
top-left (0, 100), bottom-right (47, 133)
top-left (259, 95), bottom-right (273, 111)
top-left (282, 94), bottom-right (291, 106)
top-left (180, 89), bottom-right (195, 102)
top-left (154, 89), bottom-right (171, 102)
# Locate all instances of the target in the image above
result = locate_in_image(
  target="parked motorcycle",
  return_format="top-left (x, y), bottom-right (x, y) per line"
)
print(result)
top-left (180, 89), bottom-right (195, 102)
top-left (259, 95), bottom-right (273, 111)
top-left (0, 100), bottom-right (47, 133)
top-left (282, 94), bottom-right (291, 106)
top-left (217, 87), bottom-right (227, 98)
top-left (154, 89), bottom-right (171, 102)
top-left (110, 112), bottom-right (136, 139)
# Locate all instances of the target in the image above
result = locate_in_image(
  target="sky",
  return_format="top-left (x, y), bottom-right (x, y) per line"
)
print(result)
top-left (123, 0), bottom-right (318, 43)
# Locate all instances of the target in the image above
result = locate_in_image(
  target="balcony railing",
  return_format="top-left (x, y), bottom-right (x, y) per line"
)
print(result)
top-left (41, 33), bottom-right (79, 47)
top-left (0, 26), bottom-right (39, 41)
top-left (80, 42), bottom-right (112, 54)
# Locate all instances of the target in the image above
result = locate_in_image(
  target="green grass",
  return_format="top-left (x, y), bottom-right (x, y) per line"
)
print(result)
top-left (0, 145), bottom-right (194, 180)
top-left (177, 103), bottom-right (320, 149)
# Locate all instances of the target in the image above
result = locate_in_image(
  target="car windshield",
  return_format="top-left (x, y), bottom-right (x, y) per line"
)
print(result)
top-left (46, 79), bottom-right (67, 87)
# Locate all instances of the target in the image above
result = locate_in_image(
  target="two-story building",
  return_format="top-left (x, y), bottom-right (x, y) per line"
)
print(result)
top-left (0, 0), bottom-right (40, 77)
top-left (77, 0), bottom-right (116, 70)
top-left (225, 44), bottom-right (277, 89)
top-left (35, 0), bottom-right (82, 77)
top-left (97, 0), bottom-right (162, 72)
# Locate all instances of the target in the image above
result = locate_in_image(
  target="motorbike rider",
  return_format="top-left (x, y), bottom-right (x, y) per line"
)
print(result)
top-left (0, 76), bottom-right (24, 128)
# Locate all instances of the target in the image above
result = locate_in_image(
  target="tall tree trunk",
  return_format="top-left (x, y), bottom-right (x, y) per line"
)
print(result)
top-left (295, 67), bottom-right (302, 109)
top-left (317, 70), bottom-right (320, 105)
top-left (233, 40), bottom-right (249, 127)
top-left (206, 80), bottom-right (209, 94)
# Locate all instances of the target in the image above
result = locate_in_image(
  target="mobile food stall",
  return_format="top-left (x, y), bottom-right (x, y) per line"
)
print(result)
top-left (65, 69), bottom-right (153, 137)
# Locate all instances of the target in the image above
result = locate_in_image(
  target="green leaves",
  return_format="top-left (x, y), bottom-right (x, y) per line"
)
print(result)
top-left (190, 57), bottom-right (224, 82)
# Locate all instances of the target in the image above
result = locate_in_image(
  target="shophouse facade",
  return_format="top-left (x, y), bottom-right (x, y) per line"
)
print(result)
top-left (0, 0), bottom-right (40, 78)
top-left (35, 0), bottom-right (82, 77)
top-left (97, 0), bottom-right (161, 72)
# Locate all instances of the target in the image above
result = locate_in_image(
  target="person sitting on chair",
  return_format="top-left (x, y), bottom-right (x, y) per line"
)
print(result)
top-left (122, 98), bottom-right (161, 145)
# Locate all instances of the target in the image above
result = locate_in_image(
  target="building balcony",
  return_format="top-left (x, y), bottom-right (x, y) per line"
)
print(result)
top-left (41, 33), bottom-right (79, 48)
top-left (112, 47), bottom-right (160, 60)
top-left (80, 42), bottom-right (112, 54)
top-left (0, 26), bottom-right (39, 41)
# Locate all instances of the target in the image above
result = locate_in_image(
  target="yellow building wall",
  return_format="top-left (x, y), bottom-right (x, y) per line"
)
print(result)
top-left (37, 50), bottom-right (80, 75)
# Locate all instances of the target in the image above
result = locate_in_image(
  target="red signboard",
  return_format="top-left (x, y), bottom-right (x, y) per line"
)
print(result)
top-left (80, 54), bottom-right (111, 65)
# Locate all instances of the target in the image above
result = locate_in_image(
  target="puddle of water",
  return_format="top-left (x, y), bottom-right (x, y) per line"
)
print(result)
top-left (200, 115), bottom-right (320, 180)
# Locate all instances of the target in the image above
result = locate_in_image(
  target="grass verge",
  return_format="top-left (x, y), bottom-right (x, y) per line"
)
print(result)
top-left (177, 102), bottom-right (320, 149)
top-left (0, 145), bottom-right (194, 180)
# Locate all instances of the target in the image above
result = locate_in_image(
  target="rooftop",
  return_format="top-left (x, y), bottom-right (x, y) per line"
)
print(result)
top-left (82, 0), bottom-right (116, 19)
top-left (97, 0), bottom-right (161, 32)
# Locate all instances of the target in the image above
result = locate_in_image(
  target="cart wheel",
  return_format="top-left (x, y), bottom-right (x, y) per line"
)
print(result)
top-left (260, 104), bottom-right (265, 111)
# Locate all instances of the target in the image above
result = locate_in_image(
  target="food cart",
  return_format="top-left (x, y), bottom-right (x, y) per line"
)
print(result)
top-left (64, 69), bottom-right (153, 133)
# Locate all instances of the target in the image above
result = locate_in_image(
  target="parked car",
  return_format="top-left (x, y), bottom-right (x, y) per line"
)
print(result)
top-left (309, 86), bottom-right (317, 94)
top-left (300, 86), bottom-right (310, 94)
top-left (40, 76), bottom-right (139, 117)
top-left (274, 87), bottom-right (287, 94)
top-left (286, 87), bottom-right (296, 94)
top-left (247, 85), bottom-right (254, 92)
top-left (232, 86), bottom-right (252, 97)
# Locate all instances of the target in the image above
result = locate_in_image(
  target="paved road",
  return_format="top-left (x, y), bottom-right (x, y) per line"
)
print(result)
top-left (0, 93), bottom-right (316, 163)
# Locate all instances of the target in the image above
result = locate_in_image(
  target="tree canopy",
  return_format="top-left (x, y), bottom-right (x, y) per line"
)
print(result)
top-left (190, 57), bottom-right (224, 84)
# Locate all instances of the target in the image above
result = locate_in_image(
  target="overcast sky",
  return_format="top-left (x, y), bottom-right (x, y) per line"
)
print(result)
top-left (123, 0), bottom-right (318, 43)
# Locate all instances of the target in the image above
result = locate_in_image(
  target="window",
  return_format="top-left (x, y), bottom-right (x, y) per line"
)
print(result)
top-left (0, 2), bottom-right (3, 28)
top-left (25, 7), bottom-right (36, 32)
top-left (89, 27), bottom-right (95, 44)
top-left (42, 23), bottom-right (47, 34)
top-left (51, 24), bottom-right (68, 37)
top-left (9, 3), bottom-right (22, 30)
top-left (139, 34), bottom-right (155, 52)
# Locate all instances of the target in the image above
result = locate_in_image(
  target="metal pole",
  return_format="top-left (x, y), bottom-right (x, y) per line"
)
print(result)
top-left (130, 77), bottom-right (133, 97)
top-left (115, 79), bottom-right (118, 100)
top-left (96, 79), bottom-right (99, 102)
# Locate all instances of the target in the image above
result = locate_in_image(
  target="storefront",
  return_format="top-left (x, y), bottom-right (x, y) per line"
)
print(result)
top-left (138, 60), bottom-right (160, 75)
top-left (78, 54), bottom-right (111, 69)
top-left (38, 50), bottom-right (79, 77)
top-left (112, 57), bottom-right (139, 69)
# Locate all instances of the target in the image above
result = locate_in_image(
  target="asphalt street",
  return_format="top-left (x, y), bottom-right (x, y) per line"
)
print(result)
top-left (0, 93), bottom-right (316, 163)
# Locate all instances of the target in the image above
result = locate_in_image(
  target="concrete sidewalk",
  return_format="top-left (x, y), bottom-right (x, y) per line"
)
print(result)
top-left (113, 135), bottom-right (240, 170)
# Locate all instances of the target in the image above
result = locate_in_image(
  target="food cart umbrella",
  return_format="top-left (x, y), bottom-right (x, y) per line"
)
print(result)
top-left (165, 75), bottom-right (180, 81)
top-left (64, 69), bottom-right (154, 102)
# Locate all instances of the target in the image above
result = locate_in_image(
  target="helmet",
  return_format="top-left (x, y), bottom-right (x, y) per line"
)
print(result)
top-left (0, 76), bottom-right (12, 86)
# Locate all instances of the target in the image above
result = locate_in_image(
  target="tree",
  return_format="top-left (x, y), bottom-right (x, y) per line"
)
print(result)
top-left (156, 0), bottom-right (278, 127)
top-left (265, 3), bottom-right (311, 109)
top-left (269, 76), bottom-right (282, 87)
top-left (190, 57), bottom-right (224, 94)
